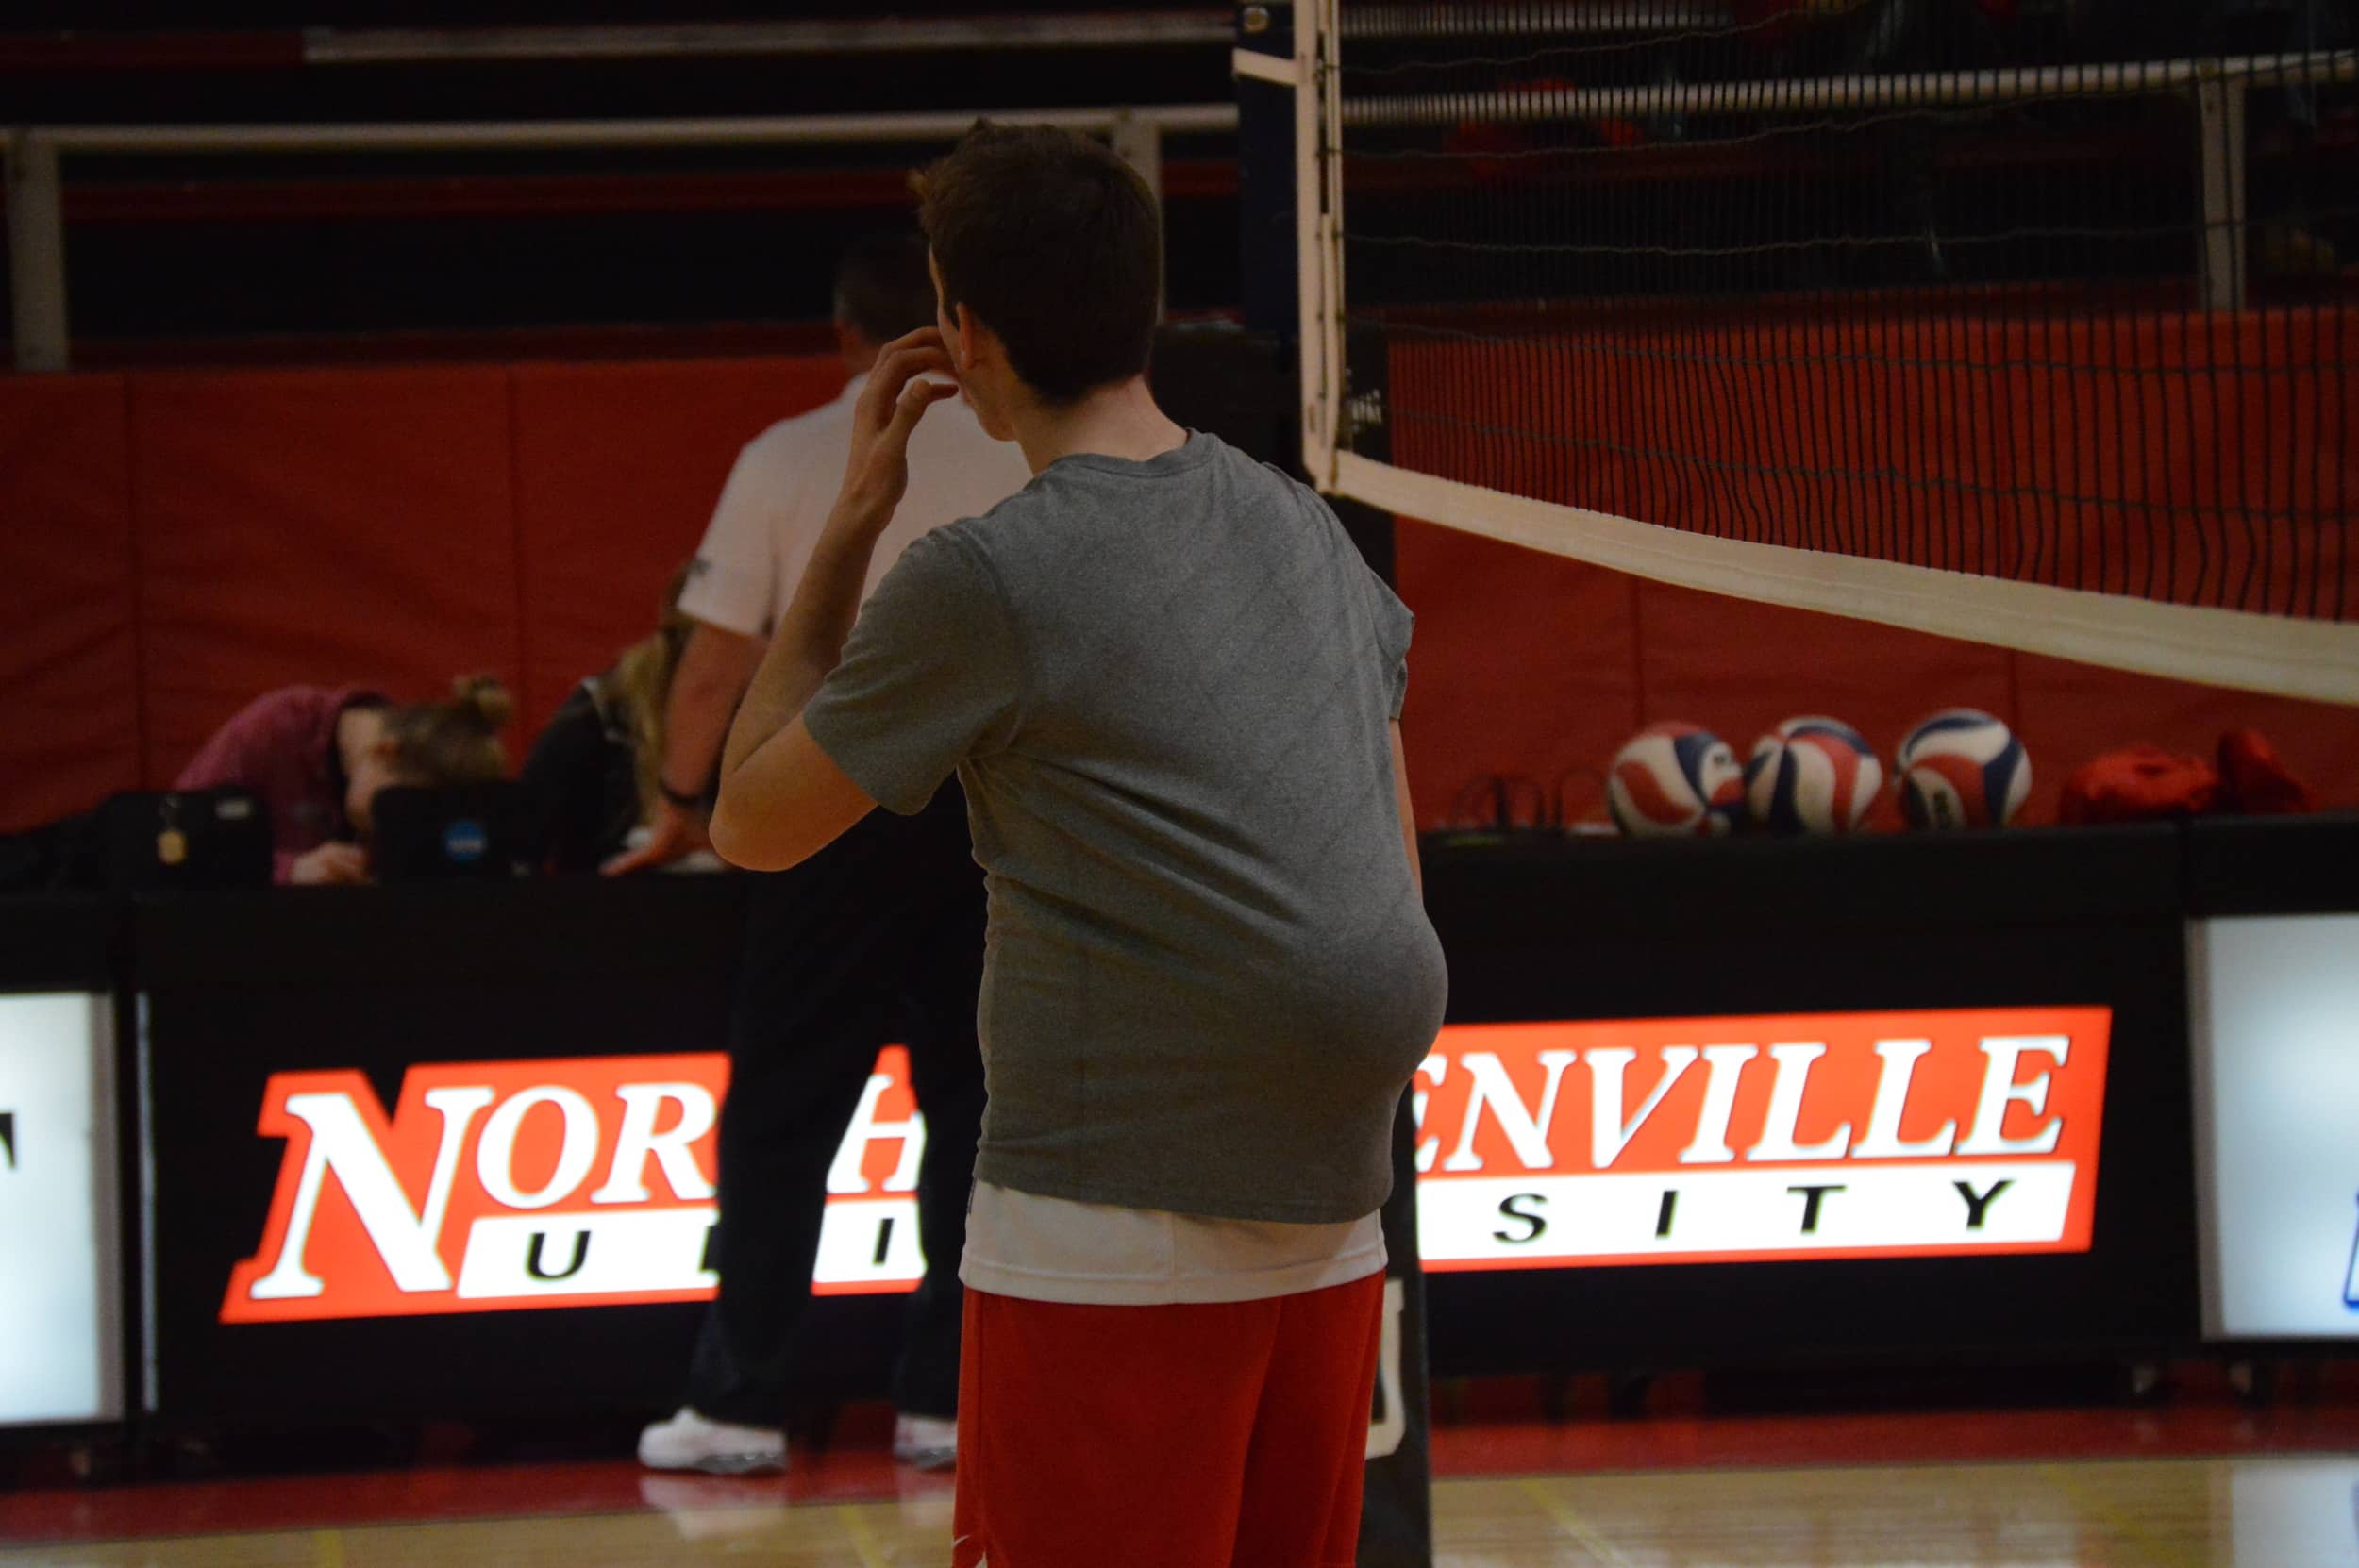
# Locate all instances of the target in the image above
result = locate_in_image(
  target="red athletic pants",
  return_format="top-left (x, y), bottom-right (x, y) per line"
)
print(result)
top-left (949, 1273), bottom-right (1386, 1568)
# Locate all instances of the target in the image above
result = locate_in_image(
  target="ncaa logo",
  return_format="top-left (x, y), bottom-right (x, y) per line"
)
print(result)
top-left (443, 819), bottom-right (490, 864)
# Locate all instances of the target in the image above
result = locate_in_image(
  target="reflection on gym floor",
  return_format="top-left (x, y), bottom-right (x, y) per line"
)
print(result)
top-left (4, 1454), bottom-right (2356, 1567)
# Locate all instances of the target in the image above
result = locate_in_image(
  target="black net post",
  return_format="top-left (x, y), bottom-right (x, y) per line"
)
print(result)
top-left (1235, 12), bottom-right (1433, 1565)
top-left (1238, 2), bottom-right (1301, 337)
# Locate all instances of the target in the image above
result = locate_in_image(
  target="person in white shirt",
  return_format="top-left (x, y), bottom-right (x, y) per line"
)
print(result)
top-left (630, 235), bottom-right (1032, 1476)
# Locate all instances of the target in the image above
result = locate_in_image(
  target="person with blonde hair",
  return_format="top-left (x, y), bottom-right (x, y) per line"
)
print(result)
top-left (521, 566), bottom-right (701, 875)
top-left (175, 675), bottom-right (511, 884)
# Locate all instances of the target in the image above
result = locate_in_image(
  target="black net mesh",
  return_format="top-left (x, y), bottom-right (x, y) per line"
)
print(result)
top-left (1332, 1), bottom-right (2357, 622)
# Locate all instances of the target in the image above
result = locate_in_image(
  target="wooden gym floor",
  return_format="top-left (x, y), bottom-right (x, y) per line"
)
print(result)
top-left (5, 1389), bottom-right (2357, 1565)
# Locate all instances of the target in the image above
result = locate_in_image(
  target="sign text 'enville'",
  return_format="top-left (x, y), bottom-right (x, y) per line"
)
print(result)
top-left (1414, 1009), bottom-right (2110, 1269)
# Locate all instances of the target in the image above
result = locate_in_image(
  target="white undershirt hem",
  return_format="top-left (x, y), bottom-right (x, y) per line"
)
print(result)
top-left (959, 1180), bottom-right (1387, 1307)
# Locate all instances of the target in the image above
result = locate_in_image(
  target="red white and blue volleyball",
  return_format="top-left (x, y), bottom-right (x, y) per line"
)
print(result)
top-left (1898, 709), bottom-right (2032, 829)
top-left (1746, 716), bottom-right (1884, 835)
top-left (1609, 723), bottom-right (1746, 838)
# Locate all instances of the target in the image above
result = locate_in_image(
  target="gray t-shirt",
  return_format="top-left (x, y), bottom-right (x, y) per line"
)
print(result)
top-left (803, 430), bottom-right (1448, 1224)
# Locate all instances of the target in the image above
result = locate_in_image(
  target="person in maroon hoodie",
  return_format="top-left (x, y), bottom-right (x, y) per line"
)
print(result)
top-left (174, 676), bottom-right (510, 884)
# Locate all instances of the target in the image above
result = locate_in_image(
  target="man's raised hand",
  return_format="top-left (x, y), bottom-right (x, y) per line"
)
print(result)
top-left (838, 327), bottom-right (962, 525)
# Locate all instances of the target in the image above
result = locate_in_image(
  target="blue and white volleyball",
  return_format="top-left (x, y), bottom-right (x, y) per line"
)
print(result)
top-left (1898, 709), bottom-right (2032, 829)
top-left (1745, 716), bottom-right (1884, 835)
top-left (1609, 723), bottom-right (1746, 838)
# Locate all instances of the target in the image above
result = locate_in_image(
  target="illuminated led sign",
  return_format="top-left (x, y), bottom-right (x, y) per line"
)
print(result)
top-left (1414, 1008), bottom-right (2110, 1270)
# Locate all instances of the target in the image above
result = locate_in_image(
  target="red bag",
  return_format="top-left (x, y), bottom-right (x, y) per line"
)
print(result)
top-left (2059, 745), bottom-right (2221, 825)
top-left (2217, 728), bottom-right (2317, 816)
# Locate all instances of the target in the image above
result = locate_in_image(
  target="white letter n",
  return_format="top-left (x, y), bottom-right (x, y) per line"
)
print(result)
top-left (1442, 1051), bottom-right (1578, 1172)
top-left (246, 1087), bottom-right (493, 1299)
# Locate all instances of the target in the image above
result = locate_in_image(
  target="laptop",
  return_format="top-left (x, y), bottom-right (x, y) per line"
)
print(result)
top-left (95, 788), bottom-right (274, 892)
top-left (369, 783), bottom-right (537, 882)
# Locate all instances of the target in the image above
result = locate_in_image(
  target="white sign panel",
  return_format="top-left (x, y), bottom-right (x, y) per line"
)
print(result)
top-left (0, 993), bottom-right (124, 1425)
top-left (2193, 915), bottom-right (2359, 1341)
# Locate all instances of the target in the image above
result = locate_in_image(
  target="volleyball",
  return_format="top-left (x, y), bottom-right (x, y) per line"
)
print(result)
top-left (1898, 709), bottom-right (2032, 829)
top-left (1609, 723), bottom-right (1745, 838)
top-left (1745, 716), bottom-right (1884, 835)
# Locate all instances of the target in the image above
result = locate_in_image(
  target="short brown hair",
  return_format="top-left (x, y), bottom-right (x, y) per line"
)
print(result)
top-left (916, 123), bottom-right (1161, 403)
top-left (833, 232), bottom-right (937, 345)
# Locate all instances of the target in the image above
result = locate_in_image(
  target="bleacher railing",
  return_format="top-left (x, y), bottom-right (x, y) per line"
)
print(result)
top-left (1, 103), bottom-right (1239, 374)
top-left (1338, 52), bottom-right (2359, 317)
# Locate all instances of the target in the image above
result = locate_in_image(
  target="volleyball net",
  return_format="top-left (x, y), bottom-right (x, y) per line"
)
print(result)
top-left (1278, 1), bottom-right (2359, 702)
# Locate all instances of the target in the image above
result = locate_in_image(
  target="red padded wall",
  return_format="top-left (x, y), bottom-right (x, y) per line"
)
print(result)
top-left (0, 375), bottom-right (141, 829)
top-left (1396, 519), bottom-right (2359, 831)
top-left (1394, 522), bottom-right (1641, 829)
top-left (510, 357), bottom-right (845, 739)
top-left (2012, 652), bottom-right (2359, 822)
top-left (127, 367), bottom-right (525, 787)
top-left (2, 344), bottom-right (2349, 842)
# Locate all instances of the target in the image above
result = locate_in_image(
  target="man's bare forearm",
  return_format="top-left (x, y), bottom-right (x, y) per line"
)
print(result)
top-left (660, 624), bottom-right (763, 798)
top-left (720, 501), bottom-right (887, 780)
top-left (717, 333), bottom-right (958, 802)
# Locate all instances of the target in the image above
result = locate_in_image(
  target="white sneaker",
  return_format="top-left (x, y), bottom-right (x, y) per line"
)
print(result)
top-left (893, 1412), bottom-right (959, 1472)
top-left (637, 1407), bottom-right (787, 1475)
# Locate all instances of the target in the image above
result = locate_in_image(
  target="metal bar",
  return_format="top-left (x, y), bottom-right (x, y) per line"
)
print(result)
top-left (1233, 48), bottom-right (1298, 87)
top-left (15, 103), bottom-right (1232, 371)
top-left (304, 13), bottom-right (1232, 65)
top-left (44, 104), bottom-right (1239, 158)
top-left (1236, 13), bottom-right (1298, 336)
top-left (6, 131), bottom-right (71, 372)
top-left (1341, 3), bottom-right (1728, 38)
top-left (2197, 75), bottom-right (2250, 312)
top-left (1297, 0), bottom-right (1334, 484)
top-left (1111, 113), bottom-right (1164, 211)
top-left (1111, 111), bottom-right (1166, 322)
top-left (1318, 0), bottom-right (1347, 474)
top-left (1343, 50), bottom-right (2356, 124)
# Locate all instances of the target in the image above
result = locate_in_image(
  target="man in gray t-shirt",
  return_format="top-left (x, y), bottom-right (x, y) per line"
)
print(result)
top-left (804, 426), bottom-right (1445, 1226)
top-left (708, 124), bottom-right (1445, 1568)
